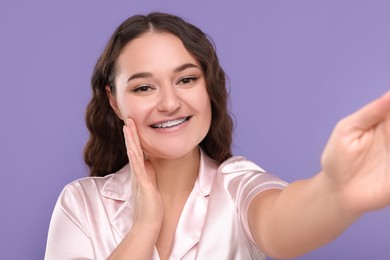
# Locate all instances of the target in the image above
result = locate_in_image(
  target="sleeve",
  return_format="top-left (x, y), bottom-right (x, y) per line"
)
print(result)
top-left (45, 184), bottom-right (95, 260)
top-left (218, 156), bottom-right (289, 246)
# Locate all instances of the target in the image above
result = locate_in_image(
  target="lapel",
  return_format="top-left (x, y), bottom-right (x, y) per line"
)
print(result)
top-left (100, 164), bottom-right (134, 239)
top-left (170, 150), bottom-right (218, 259)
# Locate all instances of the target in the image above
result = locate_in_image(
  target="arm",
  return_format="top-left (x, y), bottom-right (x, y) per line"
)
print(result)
top-left (108, 118), bottom-right (163, 259)
top-left (248, 174), bottom-right (358, 259)
top-left (248, 91), bottom-right (390, 259)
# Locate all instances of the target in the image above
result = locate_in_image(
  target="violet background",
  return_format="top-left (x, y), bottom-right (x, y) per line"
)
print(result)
top-left (1, 0), bottom-right (390, 259)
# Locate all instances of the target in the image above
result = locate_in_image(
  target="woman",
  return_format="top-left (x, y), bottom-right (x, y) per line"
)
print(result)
top-left (45, 12), bottom-right (390, 259)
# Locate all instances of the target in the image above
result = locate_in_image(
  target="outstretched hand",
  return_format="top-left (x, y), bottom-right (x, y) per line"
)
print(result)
top-left (321, 91), bottom-right (390, 214)
top-left (123, 118), bottom-right (163, 234)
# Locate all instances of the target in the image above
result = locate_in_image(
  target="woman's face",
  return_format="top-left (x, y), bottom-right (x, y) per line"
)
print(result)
top-left (108, 32), bottom-right (212, 160)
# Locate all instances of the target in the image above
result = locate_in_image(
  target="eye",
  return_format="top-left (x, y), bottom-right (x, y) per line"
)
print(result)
top-left (178, 76), bottom-right (199, 85)
top-left (132, 85), bottom-right (154, 93)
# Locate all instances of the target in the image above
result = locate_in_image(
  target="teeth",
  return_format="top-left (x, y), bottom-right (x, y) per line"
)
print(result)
top-left (152, 117), bottom-right (189, 128)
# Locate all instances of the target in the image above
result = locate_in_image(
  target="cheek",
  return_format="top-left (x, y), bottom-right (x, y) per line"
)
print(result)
top-left (195, 91), bottom-right (212, 133)
top-left (116, 97), bottom-right (151, 123)
top-left (199, 91), bottom-right (212, 119)
top-left (205, 101), bottom-right (212, 129)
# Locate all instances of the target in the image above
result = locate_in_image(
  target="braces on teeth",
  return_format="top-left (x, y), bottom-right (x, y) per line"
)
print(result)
top-left (152, 117), bottom-right (188, 128)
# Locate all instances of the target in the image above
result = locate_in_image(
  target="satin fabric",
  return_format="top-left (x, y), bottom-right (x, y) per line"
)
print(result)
top-left (45, 150), bottom-right (288, 259)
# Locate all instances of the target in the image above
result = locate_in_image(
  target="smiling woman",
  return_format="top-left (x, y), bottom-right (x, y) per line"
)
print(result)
top-left (106, 32), bottom-right (212, 161)
top-left (44, 12), bottom-right (390, 260)
top-left (83, 13), bottom-right (233, 179)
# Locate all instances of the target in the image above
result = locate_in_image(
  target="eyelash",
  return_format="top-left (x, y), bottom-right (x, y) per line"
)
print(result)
top-left (178, 76), bottom-right (199, 85)
top-left (131, 76), bottom-right (199, 93)
top-left (132, 85), bottom-right (154, 93)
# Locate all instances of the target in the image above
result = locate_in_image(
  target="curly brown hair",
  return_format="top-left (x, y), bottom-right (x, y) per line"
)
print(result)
top-left (84, 12), bottom-right (233, 177)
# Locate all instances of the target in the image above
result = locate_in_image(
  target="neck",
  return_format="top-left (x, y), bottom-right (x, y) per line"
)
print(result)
top-left (148, 148), bottom-right (200, 200)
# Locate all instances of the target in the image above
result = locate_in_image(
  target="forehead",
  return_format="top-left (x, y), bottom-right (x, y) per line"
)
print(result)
top-left (116, 32), bottom-right (199, 74)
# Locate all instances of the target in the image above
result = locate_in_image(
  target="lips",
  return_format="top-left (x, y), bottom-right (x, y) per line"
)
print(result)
top-left (150, 116), bottom-right (191, 129)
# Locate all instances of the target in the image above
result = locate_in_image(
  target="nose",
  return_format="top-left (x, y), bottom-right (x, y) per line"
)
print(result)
top-left (156, 85), bottom-right (181, 113)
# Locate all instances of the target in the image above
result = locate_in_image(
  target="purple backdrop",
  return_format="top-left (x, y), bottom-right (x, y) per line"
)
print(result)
top-left (1, 1), bottom-right (389, 259)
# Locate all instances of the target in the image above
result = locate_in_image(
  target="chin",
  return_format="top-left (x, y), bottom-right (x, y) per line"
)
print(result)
top-left (144, 144), bottom-right (199, 161)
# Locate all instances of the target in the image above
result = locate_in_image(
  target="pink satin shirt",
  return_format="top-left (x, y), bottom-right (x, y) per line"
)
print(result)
top-left (45, 150), bottom-right (288, 259)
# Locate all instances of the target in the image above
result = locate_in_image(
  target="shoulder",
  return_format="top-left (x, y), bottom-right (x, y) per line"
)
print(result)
top-left (218, 155), bottom-right (267, 174)
top-left (215, 155), bottom-right (288, 204)
top-left (217, 155), bottom-right (275, 185)
top-left (54, 175), bottom-right (111, 217)
top-left (57, 164), bottom-right (131, 210)
top-left (61, 173), bottom-right (113, 199)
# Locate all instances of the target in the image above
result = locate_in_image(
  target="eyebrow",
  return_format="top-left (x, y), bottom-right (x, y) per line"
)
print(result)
top-left (126, 63), bottom-right (200, 83)
top-left (126, 72), bottom-right (153, 83)
top-left (174, 63), bottom-right (199, 73)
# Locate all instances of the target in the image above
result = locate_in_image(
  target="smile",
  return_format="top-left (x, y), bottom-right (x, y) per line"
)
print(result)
top-left (151, 116), bottom-right (191, 129)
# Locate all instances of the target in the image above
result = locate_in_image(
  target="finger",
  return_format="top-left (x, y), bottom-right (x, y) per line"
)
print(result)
top-left (128, 149), bottom-right (144, 179)
top-left (343, 90), bottom-right (390, 131)
top-left (144, 160), bottom-right (157, 185)
top-left (129, 149), bottom-right (157, 188)
top-left (123, 121), bottom-right (143, 161)
top-left (124, 128), bottom-right (149, 184)
top-left (126, 118), bottom-right (143, 156)
top-left (123, 122), bottom-right (153, 184)
top-left (123, 125), bottom-right (135, 166)
top-left (123, 119), bottom-right (157, 186)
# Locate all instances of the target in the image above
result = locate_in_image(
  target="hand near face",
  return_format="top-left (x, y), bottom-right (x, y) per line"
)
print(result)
top-left (321, 91), bottom-right (390, 215)
top-left (123, 118), bottom-right (164, 234)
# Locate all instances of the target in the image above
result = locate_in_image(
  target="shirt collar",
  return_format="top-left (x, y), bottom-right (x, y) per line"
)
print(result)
top-left (101, 148), bottom-right (218, 201)
top-left (101, 164), bottom-right (131, 201)
top-left (195, 149), bottom-right (218, 197)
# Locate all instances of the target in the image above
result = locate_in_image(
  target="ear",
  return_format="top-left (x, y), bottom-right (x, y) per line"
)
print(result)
top-left (105, 85), bottom-right (123, 120)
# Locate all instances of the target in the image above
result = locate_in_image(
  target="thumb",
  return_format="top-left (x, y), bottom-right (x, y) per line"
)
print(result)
top-left (343, 91), bottom-right (390, 132)
top-left (144, 160), bottom-right (158, 188)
